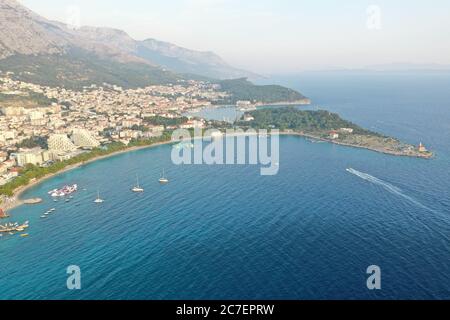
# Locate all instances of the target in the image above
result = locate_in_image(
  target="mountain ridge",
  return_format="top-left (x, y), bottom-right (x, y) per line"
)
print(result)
top-left (0, 0), bottom-right (257, 79)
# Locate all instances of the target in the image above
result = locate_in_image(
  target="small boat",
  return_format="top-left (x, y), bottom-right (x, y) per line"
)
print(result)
top-left (94, 191), bottom-right (104, 203)
top-left (40, 216), bottom-right (47, 218)
top-left (159, 169), bottom-right (169, 184)
top-left (50, 208), bottom-right (56, 212)
top-left (132, 174), bottom-right (144, 193)
top-left (20, 234), bottom-right (29, 237)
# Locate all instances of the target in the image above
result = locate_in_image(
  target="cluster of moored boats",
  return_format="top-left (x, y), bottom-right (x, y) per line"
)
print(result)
top-left (0, 221), bottom-right (30, 237)
top-left (48, 184), bottom-right (78, 197)
top-left (0, 171), bottom-right (172, 239)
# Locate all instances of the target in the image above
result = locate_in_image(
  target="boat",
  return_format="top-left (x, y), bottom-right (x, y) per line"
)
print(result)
top-left (94, 191), bottom-right (104, 203)
top-left (50, 208), bottom-right (56, 212)
top-left (20, 234), bottom-right (29, 237)
top-left (131, 175), bottom-right (144, 193)
top-left (159, 169), bottom-right (169, 184)
top-left (49, 184), bottom-right (78, 197)
top-left (40, 215), bottom-right (47, 218)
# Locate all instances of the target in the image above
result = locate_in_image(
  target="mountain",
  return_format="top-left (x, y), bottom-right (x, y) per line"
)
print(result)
top-left (0, 0), bottom-right (256, 81)
top-left (0, 0), bottom-right (67, 58)
top-left (135, 39), bottom-right (257, 79)
top-left (0, 0), bottom-right (307, 104)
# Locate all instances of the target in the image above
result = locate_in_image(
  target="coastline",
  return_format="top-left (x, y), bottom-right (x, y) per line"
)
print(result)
top-left (280, 132), bottom-right (433, 159)
top-left (1, 139), bottom-right (176, 213)
top-left (1, 131), bottom-right (432, 214)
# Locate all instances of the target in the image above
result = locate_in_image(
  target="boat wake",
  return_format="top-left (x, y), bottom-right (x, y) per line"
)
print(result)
top-left (346, 168), bottom-right (437, 214)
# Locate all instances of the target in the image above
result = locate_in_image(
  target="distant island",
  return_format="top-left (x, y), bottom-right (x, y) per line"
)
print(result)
top-left (238, 107), bottom-right (433, 159)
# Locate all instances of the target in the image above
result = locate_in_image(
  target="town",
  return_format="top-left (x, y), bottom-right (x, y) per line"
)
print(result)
top-left (0, 72), bottom-right (235, 204)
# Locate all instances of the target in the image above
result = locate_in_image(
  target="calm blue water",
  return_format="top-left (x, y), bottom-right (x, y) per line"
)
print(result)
top-left (1, 71), bottom-right (449, 300)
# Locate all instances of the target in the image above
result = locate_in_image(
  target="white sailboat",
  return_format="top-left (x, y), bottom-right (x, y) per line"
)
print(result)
top-left (159, 169), bottom-right (169, 184)
top-left (94, 190), bottom-right (104, 203)
top-left (132, 174), bottom-right (144, 193)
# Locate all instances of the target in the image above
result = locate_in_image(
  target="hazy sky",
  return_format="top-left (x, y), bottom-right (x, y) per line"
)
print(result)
top-left (20, 0), bottom-right (450, 74)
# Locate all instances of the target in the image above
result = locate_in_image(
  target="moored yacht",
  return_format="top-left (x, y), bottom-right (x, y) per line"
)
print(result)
top-left (159, 169), bottom-right (169, 184)
top-left (94, 191), bottom-right (105, 203)
top-left (131, 174), bottom-right (144, 193)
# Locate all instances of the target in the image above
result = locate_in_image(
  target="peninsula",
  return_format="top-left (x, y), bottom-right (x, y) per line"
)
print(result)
top-left (238, 107), bottom-right (433, 159)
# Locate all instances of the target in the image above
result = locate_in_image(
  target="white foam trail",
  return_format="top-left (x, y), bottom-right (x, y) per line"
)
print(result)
top-left (346, 168), bottom-right (436, 213)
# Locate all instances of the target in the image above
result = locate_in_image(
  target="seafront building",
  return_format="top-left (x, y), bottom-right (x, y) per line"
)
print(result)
top-left (12, 148), bottom-right (50, 167)
top-left (71, 129), bottom-right (100, 149)
top-left (48, 134), bottom-right (77, 152)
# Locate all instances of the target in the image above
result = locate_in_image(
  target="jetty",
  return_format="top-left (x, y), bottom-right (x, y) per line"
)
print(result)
top-left (23, 198), bottom-right (43, 205)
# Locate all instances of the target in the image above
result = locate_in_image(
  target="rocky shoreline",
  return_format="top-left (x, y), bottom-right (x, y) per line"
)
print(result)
top-left (281, 132), bottom-right (433, 159)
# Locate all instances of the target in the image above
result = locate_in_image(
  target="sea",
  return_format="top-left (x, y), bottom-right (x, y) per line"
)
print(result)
top-left (0, 71), bottom-right (449, 300)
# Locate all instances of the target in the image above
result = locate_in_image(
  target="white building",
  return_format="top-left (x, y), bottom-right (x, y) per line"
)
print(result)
top-left (71, 129), bottom-right (100, 149)
top-left (14, 148), bottom-right (47, 167)
top-left (48, 134), bottom-right (77, 152)
top-left (329, 131), bottom-right (339, 140)
top-left (339, 128), bottom-right (354, 134)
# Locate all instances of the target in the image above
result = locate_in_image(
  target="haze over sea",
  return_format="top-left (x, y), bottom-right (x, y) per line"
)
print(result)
top-left (1, 71), bottom-right (449, 300)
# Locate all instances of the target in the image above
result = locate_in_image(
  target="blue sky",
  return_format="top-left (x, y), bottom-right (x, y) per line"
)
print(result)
top-left (21, 0), bottom-right (450, 73)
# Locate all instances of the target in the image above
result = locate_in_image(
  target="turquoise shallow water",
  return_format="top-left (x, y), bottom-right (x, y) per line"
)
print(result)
top-left (1, 72), bottom-right (449, 299)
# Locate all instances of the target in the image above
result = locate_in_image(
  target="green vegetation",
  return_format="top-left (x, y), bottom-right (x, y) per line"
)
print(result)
top-left (238, 107), bottom-right (383, 137)
top-left (144, 116), bottom-right (189, 128)
top-left (0, 49), bottom-right (182, 90)
top-left (0, 91), bottom-right (55, 108)
top-left (215, 78), bottom-right (306, 104)
top-left (0, 132), bottom-right (172, 197)
top-left (16, 136), bottom-right (48, 149)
